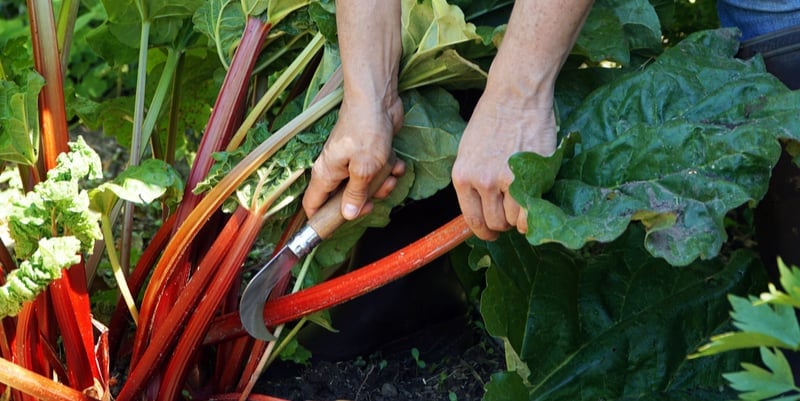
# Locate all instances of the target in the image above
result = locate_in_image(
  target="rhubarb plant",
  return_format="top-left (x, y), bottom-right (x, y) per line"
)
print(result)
top-left (475, 22), bottom-right (800, 401)
top-left (1, 0), bottom-right (794, 400)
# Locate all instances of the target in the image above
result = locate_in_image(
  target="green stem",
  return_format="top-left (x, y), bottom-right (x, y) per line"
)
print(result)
top-left (227, 32), bottom-right (325, 151)
top-left (251, 31), bottom-right (309, 76)
top-left (214, 0), bottom-right (235, 69)
top-left (120, 19), bottom-right (151, 275)
top-left (164, 53), bottom-right (186, 167)
top-left (139, 47), bottom-right (181, 159)
top-left (100, 215), bottom-right (139, 325)
top-left (55, 0), bottom-right (80, 77)
top-left (130, 20), bottom-right (151, 169)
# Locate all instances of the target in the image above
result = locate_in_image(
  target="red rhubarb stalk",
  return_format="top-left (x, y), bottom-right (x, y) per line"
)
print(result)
top-left (206, 215), bottom-right (472, 343)
top-left (116, 208), bottom-right (248, 401)
top-left (107, 213), bottom-right (176, 361)
top-left (135, 15), bottom-right (271, 361)
top-left (49, 269), bottom-right (101, 391)
top-left (0, 357), bottom-right (95, 401)
top-left (27, 0), bottom-right (101, 391)
top-left (27, 0), bottom-right (69, 170)
top-left (156, 207), bottom-right (267, 401)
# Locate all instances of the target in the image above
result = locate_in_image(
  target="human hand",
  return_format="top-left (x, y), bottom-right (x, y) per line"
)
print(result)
top-left (452, 90), bottom-right (557, 241)
top-left (303, 96), bottom-right (406, 220)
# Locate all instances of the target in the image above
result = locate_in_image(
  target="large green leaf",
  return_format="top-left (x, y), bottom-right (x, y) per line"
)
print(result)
top-left (91, 0), bottom-right (202, 51)
top-left (476, 226), bottom-right (764, 401)
top-left (193, 0), bottom-right (246, 67)
top-left (394, 88), bottom-right (465, 200)
top-left (512, 29), bottom-right (800, 266)
top-left (574, 0), bottom-right (662, 65)
top-left (399, 0), bottom-right (487, 90)
top-left (0, 71), bottom-right (44, 165)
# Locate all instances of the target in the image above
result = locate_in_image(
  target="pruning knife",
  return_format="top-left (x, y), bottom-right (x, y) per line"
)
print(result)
top-left (239, 154), bottom-right (397, 341)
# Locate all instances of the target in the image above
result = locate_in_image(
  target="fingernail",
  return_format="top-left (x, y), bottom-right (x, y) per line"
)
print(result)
top-left (343, 204), bottom-right (360, 219)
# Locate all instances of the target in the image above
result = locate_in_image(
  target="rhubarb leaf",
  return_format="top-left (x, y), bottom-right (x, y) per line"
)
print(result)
top-left (475, 226), bottom-right (763, 401)
top-left (399, 0), bottom-right (487, 90)
top-left (193, 0), bottom-right (246, 67)
top-left (93, 0), bottom-right (202, 50)
top-left (574, 0), bottom-right (662, 65)
top-left (89, 159), bottom-right (184, 214)
top-left (0, 71), bottom-right (44, 165)
top-left (3, 138), bottom-right (104, 318)
top-left (8, 137), bottom-right (103, 260)
top-left (483, 372), bottom-right (529, 401)
top-left (512, 29), bottom-right (800, 266)
top-left (0, 237), bottom-right (82, 318)
top-left (394, 88), bottom-right (465, 200)
top-left (265, 0), bottom-right (311, 26)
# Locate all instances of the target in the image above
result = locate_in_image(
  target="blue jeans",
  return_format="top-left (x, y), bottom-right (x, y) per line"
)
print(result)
top-left (718, 0), bottom-right (800, 40)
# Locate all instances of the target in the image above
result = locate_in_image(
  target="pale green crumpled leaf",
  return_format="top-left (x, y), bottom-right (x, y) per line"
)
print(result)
top-left (8, 137), bottom-right (103, 260)
top-left (399, 0), bottom-right (487, 90)
top-left (47, 136), bottom-right (103, 182)
top-left (0, 237), bottom-right (82, 318)
top-left (89, 158), bottom-right (184, 214)
top-left (0, 71), bottom-right (44, 166)
top-left (264, 0), bottom-right (311, 25)
top-left (511, 28), bottom-right (800, 266)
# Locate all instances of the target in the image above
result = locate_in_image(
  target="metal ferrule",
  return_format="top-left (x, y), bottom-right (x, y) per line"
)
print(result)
top-left (286, 225), bottom-right (322, 258)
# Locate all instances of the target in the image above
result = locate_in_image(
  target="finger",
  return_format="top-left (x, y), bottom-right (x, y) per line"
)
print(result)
top-left (482, 191), bottom-right (511, 233)
top-left (455, 186), bottom-right (497, 241)
top-left (341, 159), bottom-right (381, 220)
top-left (373, 158), bottom-right (406, 199)
top-left (373, 176), bottom-right (398, 200)
top-left (391, 158), bottom-right (406, 177)
top-left (503, 192), bottom-right (522, 229)
top-left (303, 158), bottom-right (348, 217)
top-left (517, 207), bottom-right (528, 235)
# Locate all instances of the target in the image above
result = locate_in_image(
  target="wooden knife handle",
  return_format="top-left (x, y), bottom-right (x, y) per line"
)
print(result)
top-left (307, 152), bottom-right (398, 240)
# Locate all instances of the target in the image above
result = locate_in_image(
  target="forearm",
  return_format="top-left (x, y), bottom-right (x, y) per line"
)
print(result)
top-left (486, 0), bottom-right (593, 106)
top-left (335, 0), bottom-right (402, 109)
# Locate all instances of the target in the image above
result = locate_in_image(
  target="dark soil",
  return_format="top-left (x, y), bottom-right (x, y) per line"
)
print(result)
top-left (256, 317), bottom-right (503, 401)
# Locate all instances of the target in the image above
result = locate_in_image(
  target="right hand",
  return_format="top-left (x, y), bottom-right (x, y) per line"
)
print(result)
top-left (302, 95), bottom-right (406, 220)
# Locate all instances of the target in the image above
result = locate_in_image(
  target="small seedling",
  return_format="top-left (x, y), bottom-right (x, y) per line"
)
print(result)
top-left (410, 347), bottom-right (426, 369)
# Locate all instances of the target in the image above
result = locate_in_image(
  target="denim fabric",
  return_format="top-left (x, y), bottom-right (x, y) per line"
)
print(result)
top-left (718, 0), bottom-right (800, 40)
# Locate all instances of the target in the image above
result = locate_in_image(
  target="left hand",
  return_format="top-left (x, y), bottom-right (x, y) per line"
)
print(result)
top-left (452, 90), bottom-right (557, 241)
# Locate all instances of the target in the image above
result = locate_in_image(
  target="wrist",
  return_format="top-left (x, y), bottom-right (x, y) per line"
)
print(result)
top-left (483, 53), bottom-right (558, 111)
top-left (342, 78), bottom-right (401, 113)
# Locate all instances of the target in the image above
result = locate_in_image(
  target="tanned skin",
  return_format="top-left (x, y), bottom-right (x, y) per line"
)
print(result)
top-left (303, 0), bottom-right (594, 240)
